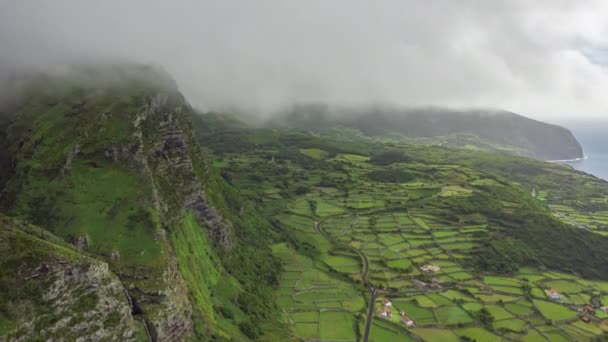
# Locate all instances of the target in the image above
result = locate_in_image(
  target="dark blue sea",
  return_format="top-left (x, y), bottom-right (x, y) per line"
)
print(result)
top-left (560, 121), bottom-right (608, 181)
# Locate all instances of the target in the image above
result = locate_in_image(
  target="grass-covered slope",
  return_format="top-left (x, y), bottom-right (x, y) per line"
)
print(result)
top-left (0, 65), bottom-right (283, 341)
top-left (276, 105), bottom-right (584, 161)
top-left (196, 113), bottom-right (608, 341)
top-left (0, 214), bottom-right (144, 341)
top-left (199, 121), bottom-right (608, 279)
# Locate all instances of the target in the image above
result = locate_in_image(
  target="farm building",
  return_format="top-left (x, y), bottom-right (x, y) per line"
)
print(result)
top-left (546, 288), bottom-right (561, 300)
top-left (383, 298), bottom-right (392, 307)
top-left (420, 264), bottom-right (440, 273)
top-left (580, 305), bottom-right (595, 315)
top-left (400, 313), bottom-right (414, 327)
top-left (379, 306), bottom-right (392, 318)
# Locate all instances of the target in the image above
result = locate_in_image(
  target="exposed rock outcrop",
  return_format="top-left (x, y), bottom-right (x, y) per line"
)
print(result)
top-left (0, 64), bottom-right (237, 341)
top-left (137, 93), bottom-right (233, 249)
top-left (0, 216), bottom-right (142, 342)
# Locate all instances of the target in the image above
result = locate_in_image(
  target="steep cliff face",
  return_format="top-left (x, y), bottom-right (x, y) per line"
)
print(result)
top-left (0, 65), bottom-right (251, 341)
top-left (0, 215), bottom-right (143, 341)
top-left (136, 93), bottom-right (233, 249)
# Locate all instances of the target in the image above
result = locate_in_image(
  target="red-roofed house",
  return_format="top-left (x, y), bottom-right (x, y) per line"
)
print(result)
top-left (383, 298), bottom-right (392, 307)
top-left (379, 306), bottom-right (392, 318)
top-left (582, 305), bottom-right (596, 315)
top-left (400, 314), bottom-right (414, 327)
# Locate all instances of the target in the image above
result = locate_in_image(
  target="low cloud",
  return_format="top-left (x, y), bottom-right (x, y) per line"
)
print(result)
top-left (1, 1), bottom-right (607, 120)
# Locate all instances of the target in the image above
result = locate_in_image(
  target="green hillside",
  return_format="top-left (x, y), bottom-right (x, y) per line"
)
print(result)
top-left (275, 104), bottom-right (584, 161)
top-left (0, 65), bottom-right (283, 341)
top-left (196, 112), bottom-right (608, 341)
top-left (2, 65), bottom-right (608, 341)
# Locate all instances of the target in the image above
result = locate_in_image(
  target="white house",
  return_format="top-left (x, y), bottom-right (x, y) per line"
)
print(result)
top-left (420, 264), bottom-right (440, 273)
top-left (379, 306), bottom-right (392, 318)
top-left (546, 288), bottom-right (561, 300)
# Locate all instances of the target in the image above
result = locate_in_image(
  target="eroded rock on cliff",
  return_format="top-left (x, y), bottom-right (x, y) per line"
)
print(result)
top-left (0, 215), bottom-right (143, 341)
top-left (137, 93), bottom-right (233, 249)
top-left (0, 64), bottom-right (237, 340)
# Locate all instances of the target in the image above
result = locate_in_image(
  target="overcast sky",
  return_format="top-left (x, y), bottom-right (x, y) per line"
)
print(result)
top-left (1, 1), bottom-right (607, 121)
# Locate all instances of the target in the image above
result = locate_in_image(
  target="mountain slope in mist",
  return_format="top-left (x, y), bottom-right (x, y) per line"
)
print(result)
top-left (278, 105), bottom-right (584, 161)
top-left (0, 65), bottom-right (283, 341)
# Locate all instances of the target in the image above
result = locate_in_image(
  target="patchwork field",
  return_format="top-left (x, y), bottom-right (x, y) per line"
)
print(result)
top-left (271, 184), bottom-right (608, 341)
top-left (213, 140), bottom-right (608, 341)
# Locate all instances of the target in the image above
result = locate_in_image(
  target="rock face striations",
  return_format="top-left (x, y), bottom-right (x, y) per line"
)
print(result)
top-left (0, 64), bottom-right (241, 341)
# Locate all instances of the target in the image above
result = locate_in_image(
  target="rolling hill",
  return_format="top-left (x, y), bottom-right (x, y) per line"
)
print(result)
top-left (276, 104), bottom-right (584, 161)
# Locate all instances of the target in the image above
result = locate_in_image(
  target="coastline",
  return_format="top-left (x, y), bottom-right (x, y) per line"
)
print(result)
top-left (546, 154), bottom-right (588, 163)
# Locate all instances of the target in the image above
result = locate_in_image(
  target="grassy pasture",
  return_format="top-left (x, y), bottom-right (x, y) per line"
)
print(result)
top-left (294, 322), bottom-right (318, 339)
top-left (486, 305), bottom-right (514, 320)
top-left (315, 201), bottom-right (345, 217)
top-left (412, 217), bottom-right (430, 229)
top-left (522, 329), bottom-right (547, 342)
top-left (386, 259), bottom-right (412, 270)
top-left (543, 279), bottom-right (586, 293)
top-left (533, 299), bottom-right (577, 321)
top-left (435, 306), bottom-right (474, 325)
top-left (505, 303), bottom-right (534, 316)
top-left (319, 312), bottom-right (356, 340)
top-left (463, 302), bottom-right (484, 313)
top-left (411, 328), bottom-right (460, 342)
top-left (484, 276), bottom-right (521, 287)
top-left (369, 321), bottom-right (413, 342)
top-left (393, 300), bottom-right (436, 324)
top-left (300, 148), bottom-right (329, 159)
top-left (335, 153), bottom-right (370, 162)
top-left (493, 318), bottom-right (527, 332)
top-left (456, 327), bottom-right (500, 342)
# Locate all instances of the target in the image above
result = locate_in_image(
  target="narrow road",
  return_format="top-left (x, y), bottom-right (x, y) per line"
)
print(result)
top-left (554, 211), bottom-right (593, 232)
top-left (315, 221), bottom-right (375, 342)
top-left (362, 288), bottom-right (378, 342)
top-left (532, 191), bottom-right (593, 233)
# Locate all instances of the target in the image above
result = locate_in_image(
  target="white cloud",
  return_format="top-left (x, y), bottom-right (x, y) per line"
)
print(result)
top-left (1, 0), bottom-right (607, 120)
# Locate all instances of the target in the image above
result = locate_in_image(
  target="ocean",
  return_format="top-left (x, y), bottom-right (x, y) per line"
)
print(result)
top-left (560, 121), bottom-right (608, 181)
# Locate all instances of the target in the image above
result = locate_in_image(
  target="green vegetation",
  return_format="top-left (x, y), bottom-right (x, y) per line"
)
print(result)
top-left (435, 306), bottom-right (474, 325)
top-left (279, 105), bottom-right (584, 160)
top-left (0, 68), bottom-right (283, 341)
top-left (533, 299), bottom-right (578, 321)
top-left (456, 327), bottom-right (500, 342)
top-left (3, 67), bottom-right (608, 341)
top-left (197, 112), bottom-right (608, 341)
top-left (411, 328), bottom-right (460, 342)
top-left (300, 148), bottom-right (329, 159)
top-left (0, 215), bottom-right (144, 340)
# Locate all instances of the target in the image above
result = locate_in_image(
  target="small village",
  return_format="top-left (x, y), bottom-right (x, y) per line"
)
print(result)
top-left (378, 298), bottom-right (415, 328)
top-left (375, 280), bottom-right (608, 331)
top-left (269, 152), bottom-right (608, 341)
